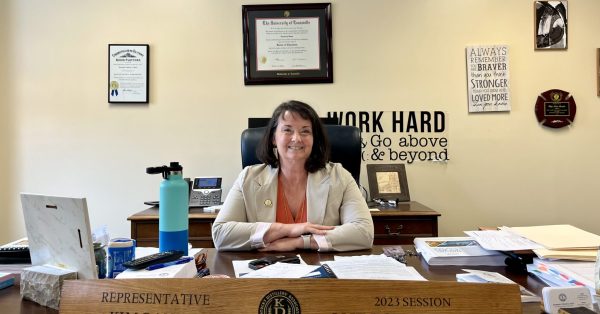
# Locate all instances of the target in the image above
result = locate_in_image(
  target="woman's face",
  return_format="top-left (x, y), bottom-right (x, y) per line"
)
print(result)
top-left (273, 110), bottom-right (314, 166)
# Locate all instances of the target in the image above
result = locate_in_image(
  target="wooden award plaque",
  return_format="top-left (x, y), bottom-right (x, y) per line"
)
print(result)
top-left (534, 89), bottom-right (576, 128)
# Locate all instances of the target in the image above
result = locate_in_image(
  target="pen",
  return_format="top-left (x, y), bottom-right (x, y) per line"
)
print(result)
top-left (145, 257), bottom-right (193, 271)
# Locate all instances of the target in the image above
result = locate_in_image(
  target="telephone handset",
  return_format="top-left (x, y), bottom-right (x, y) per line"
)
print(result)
top-left (189, 177), bottom-right (222, 207)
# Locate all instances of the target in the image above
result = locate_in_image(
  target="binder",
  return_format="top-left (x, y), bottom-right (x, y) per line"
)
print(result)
top-left (302, 264), bottom-right (336, 278)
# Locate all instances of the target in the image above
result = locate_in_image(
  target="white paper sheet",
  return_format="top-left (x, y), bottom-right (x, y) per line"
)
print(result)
top-left (232, 255), bottom-right (306, 278)
top-left (232, 259), bottom-right (255, 278)
top-left (325, 255), bottom-right (426, 281)
top-left (464, 230), bottom-right (543, 251)
top-left (240, 262), bottom-right (319, 279)
top-left (456, 269), bottom-right (540, 303)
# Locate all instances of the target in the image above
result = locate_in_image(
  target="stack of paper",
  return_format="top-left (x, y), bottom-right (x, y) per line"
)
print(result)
top-left (533, 248), bottom-right (597, 262)
top-left (324, 255), bottom-right (425, 280)
top-left (503, 225), bottom-right (600, 262)
top-left (414, 237), bottom-right (506, 266)
top-left (236, 254), bottom-right (426, 281)
top-left (506, 225), bottom-right (600, 250)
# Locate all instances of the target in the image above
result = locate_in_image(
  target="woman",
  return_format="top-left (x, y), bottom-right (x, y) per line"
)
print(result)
top-left (212, 100), bottom-right (374, 251)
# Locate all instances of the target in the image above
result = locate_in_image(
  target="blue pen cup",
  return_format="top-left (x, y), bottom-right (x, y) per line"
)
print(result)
top-left (107, 238), bottom-right (136, 278)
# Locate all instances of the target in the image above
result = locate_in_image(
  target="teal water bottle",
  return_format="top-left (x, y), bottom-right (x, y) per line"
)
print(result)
top-left (147, 162), bottom-right (189, 255)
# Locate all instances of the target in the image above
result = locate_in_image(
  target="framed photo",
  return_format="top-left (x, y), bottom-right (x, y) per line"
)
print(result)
top-left (108, 44), bottom-right (149, 103)
top-left (534, 1), bottom-right (567, 50)
top-left (367, 164), bottom-right (410, 202)
top-left (242, 3), bottom-right (333, 85)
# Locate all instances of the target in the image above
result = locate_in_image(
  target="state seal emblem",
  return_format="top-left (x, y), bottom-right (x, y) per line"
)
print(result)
top-left (258, 289), bottom-right (301, 314)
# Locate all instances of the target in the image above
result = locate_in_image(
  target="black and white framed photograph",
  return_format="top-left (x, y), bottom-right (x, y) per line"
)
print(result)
top-left (242, 3), bottom-right (333, 85)
top-left (534, 1), bottom-right (567, 50)
top-left (108, 44), bottom-right (149, 103)
top-left (367, 164), bottom-right (410, 202)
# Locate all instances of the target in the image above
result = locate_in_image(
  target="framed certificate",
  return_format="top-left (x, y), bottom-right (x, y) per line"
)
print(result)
top-left (242, 3), bottom-right (333, 85)
top-left (108, 44), bottom-right (149, 103)
top-left (367, 164), bottom-right (411, 202)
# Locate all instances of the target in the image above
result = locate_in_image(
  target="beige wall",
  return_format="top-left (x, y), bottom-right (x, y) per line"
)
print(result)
top-left (0, 1), bottom-right (15, 242)
top-left (2, 0), bottom-right (600, 243)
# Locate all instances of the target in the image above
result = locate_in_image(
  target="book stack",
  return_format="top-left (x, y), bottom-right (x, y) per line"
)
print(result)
top-left (414, 237), bottom-right (506, 266)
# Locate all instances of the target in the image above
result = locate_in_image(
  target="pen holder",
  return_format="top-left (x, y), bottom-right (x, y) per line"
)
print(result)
top-left (107, 238), bottom-right (135, 278)
top-left (93, 243), bottom-right (107, 279)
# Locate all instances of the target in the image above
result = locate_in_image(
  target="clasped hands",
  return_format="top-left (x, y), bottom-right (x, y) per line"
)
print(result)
top-left (260, 222), bottom-right (334, 252)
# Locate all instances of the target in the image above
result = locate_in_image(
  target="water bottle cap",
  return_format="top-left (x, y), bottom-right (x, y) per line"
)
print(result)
top-left (169, 162), bottom-right (183, 171)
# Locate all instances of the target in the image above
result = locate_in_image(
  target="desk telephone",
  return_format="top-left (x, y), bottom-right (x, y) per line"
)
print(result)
top-left (189, 177), bottom-right (222, 207)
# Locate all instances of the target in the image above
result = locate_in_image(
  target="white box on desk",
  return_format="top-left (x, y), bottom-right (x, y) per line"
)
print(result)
top-left (542, 286), bottom-right (593, 314)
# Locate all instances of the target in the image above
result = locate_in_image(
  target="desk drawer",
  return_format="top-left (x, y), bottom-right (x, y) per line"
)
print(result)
top-left (189, 221), bottom-right (214, 248)
top-left (189, 221), bottom-right (212, 237)
top-left (373, 218), bottom-right (437, 244)
top-left (134, 221), bottom-right (159, 239)
top-left (132, 221), bottom-right (212, 237)
top-left (131, 220), bottom-right (215, 248)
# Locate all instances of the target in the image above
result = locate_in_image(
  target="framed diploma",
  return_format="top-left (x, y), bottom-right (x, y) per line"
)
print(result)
top-left (366, 164), bottom-right (411, 202)
top-left (108, 44), bottom-right (149, 103)
top-left (242, 3), bottom-right (333, 85)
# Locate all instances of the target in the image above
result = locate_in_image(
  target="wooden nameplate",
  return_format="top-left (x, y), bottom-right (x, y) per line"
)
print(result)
top-left (60, 278), bottom-right (522, 313)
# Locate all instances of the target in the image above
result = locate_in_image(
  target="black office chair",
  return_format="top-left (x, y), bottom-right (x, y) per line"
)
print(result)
top-left (241, 125), bottom-right (362, 183)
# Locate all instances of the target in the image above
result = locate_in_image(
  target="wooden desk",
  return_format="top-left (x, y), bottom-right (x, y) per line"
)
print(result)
top-left (127, 201), bottom-right (441, 247)
top-left (0, 246), bottom-right (543, 313)
top-left (207, 247), bottom-right (545, 313)
top-left (371, 201), bottom-right (440, 245)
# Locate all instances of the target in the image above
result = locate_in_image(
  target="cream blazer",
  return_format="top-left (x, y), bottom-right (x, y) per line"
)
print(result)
top-left (212, 163), bottom-right (374, 251)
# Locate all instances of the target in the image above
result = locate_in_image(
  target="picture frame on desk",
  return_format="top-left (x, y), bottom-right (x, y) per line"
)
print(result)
top-left (241, 3), bottom-right (333, 85)
top-left (108, 44), bottom-right (149, 103)
top-left (367, 164), bottom-right (410, 202)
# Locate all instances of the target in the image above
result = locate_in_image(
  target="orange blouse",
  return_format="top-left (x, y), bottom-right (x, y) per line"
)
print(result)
top-left (276, 175), bottom-right (307, 224)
